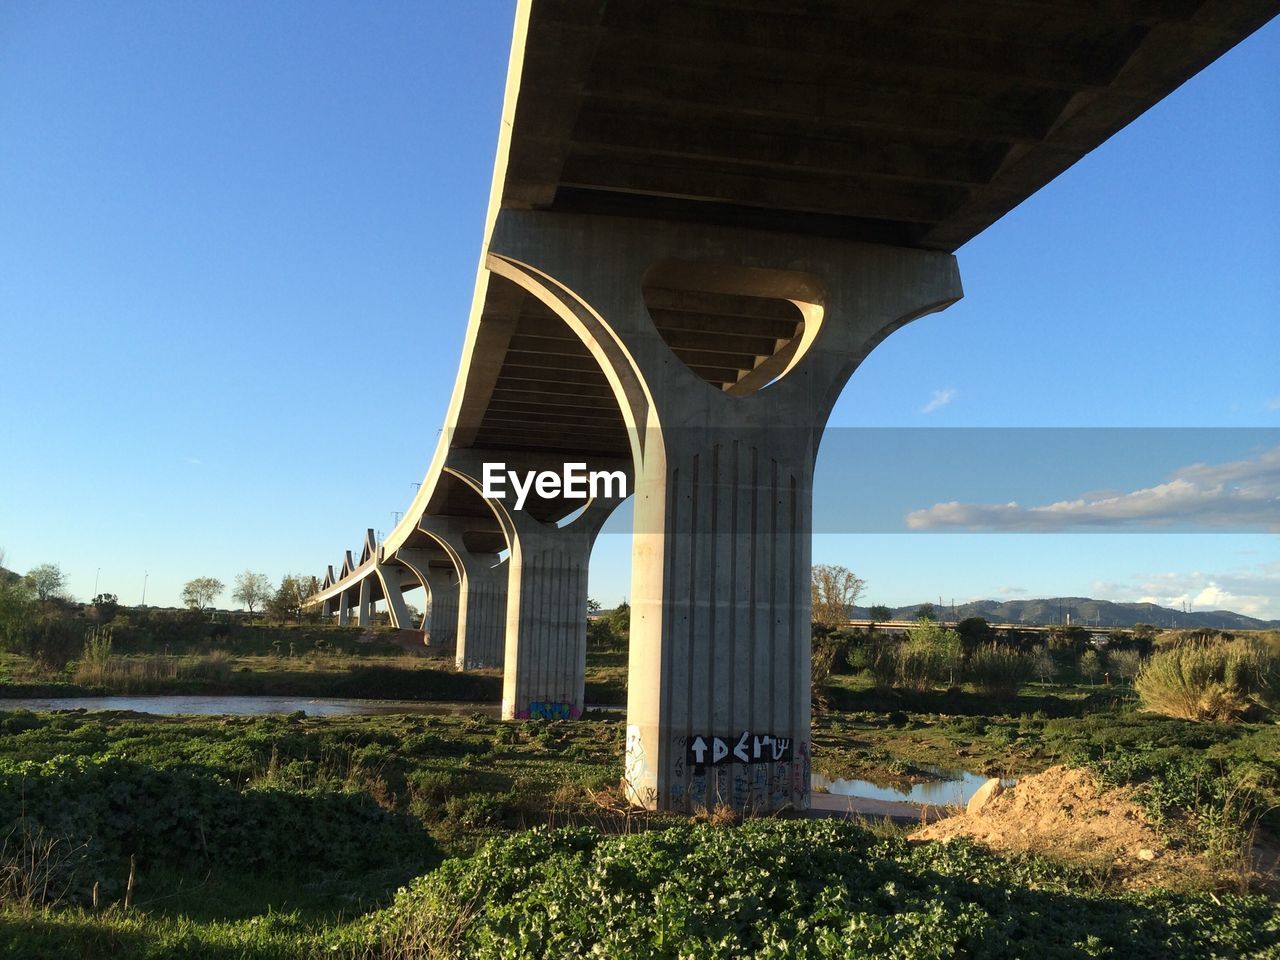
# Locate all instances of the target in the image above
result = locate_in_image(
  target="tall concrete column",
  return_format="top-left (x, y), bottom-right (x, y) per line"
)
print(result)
top-left (337, 589), bottom-right (351, 626)
top-left (423, 566), bottom-right (459, 651)
top-left (444, 452), bottom-right (628, 720)
top-left (396, 548), bottom-right (460, 656)
top-left (357, 577), bottom-right (372, 628)
top-left (489, 211), bottom-right (961, 811)
top-left (498, 497), bottom-right (623, 720)
top-left (418, 517), bottom-right (508, 670)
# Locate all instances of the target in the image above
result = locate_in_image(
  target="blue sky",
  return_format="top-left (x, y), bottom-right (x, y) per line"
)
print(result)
top-left (2, 3), bottom-right (1277, 617)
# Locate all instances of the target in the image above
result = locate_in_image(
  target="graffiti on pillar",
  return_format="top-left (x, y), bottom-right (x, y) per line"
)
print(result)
top-left (791, 740), bottom-right (812, 801)
top-left (685, 732), bottom-right (792, 772)
top-left (517, 701), bottom-right (581, 720)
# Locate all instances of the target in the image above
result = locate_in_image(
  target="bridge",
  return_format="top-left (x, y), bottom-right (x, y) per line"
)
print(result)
top-left (305, 0), bottom-right (1279, 812)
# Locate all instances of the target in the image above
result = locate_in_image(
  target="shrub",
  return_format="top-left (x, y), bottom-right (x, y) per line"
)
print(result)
top-left (1135, 639), bottom-right (1278, 722)
top-left (1154, 629), bottom-right (1235, 649)
top-left (966, 644), bottom-right (1034, 697)
top-left (895, 618), bottom-right (962, 692)
top-left (0, 756), bottom-right (436, 901)
top-left (866, 637), bottom-right (899, 688)
top-left (811, 635), bottom-right (844, 707)
top-left (15, 615), bottom-right (85, 672)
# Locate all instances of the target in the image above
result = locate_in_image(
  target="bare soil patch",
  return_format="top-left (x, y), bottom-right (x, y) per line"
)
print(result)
top-left (911, 764), bottom-right (1261, 890)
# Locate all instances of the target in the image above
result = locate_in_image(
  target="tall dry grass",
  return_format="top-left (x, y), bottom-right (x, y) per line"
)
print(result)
top-left (0, 818), bottom-right (87, 909)
top-left (1135, 638), bottom-right (1278, 721)
top-left (73, 649), bottom-right (233, 692)
top-left (965, 644), bottom-right (1034, 697)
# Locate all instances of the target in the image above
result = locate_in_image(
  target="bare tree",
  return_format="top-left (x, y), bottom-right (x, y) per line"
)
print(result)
top-left (181, 577), bottom-right (224, 613)
top-left (232, 571), bottom-right (273, 617)
top-left (810, 563), bottom-right (865, 631)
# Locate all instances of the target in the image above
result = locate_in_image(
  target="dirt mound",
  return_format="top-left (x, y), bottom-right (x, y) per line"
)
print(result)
top-left (910, 765), bottom-right (1203, 887)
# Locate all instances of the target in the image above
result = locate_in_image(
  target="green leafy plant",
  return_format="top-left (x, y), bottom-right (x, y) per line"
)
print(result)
top-left (352, 820), bottom-right (1280, 960)
top-left (895, 618), bottom-right (962, 692)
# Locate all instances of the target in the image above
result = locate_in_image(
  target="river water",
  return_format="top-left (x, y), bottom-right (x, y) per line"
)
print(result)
top-left (0, 695), bottom-right (504, 717)
top-left (813, 767), bottom-right (1016, 807)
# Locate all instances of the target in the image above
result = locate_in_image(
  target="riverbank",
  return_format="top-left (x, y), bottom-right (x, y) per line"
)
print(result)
top-left (0, 649), bottom-right (629, 705)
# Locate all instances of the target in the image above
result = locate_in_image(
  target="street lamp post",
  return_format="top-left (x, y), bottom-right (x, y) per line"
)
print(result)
top-left (142, 571), bottom-right (148, 607)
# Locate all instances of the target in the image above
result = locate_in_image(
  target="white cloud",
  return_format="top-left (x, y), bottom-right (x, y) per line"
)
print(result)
top-left (997, 585), bottom-right (1026, 596)
top-left (906, 446), bottom-right (1280, 532)
top-left (921, 388), bottom-right (956, 414)
top-left (1123, 562), bottom-right (1280, 620)
top-left (183, 457), bottom-right (203, 466)
top-left (1265, 395), bottom-right (1280, 412)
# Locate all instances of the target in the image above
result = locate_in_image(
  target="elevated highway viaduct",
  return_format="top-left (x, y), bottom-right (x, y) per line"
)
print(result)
top-left (306, 0), bottom-right (1280, 812)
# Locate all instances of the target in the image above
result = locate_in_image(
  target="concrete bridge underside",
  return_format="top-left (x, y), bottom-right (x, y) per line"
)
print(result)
top-left (306, 0), bottom-right (1279, 812)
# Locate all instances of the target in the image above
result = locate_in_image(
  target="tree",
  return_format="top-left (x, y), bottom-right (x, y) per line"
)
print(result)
top-left (91, 593), bottom-right (119, 624)
top-left (956, 617), bottom-right (995, 653)
top-left (868, 604), bottom-right (893, 623)
top-left (1109, 648), bottom-right (1144, 682)
top-left (916, 602), bottom-right (938, 622)
top-left (266, 574), bottom-right (318, 623)
top-left (1079, 649), bottom-right (1105, 683)
top-left (0, 576), bottom-right (34, 651)
top-left (1049, 624), bottom-right (1088, 654)
top-left (811, 564), bottom-right (865, 631)
top-left (1029, 645), bottom-right (1057, 684)
top-left (604, 600), bottom-right (630, 639)
top-left (232, 571), bottom-right (273, 617)
top-left (182, 576), bottom-right (224, 613)
top-left (24, 563), bottom-right (66, 604)
top-left (586, 597), bottom-right (602, 615)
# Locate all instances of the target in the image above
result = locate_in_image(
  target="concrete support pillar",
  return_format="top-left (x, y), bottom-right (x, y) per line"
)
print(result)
top-left (489, 211), bottom-right (961, 812)
top-left (424, 566), bottom-right (460, 651)
top-left (498, 498), bottom-right (622, 720)
top-left (396, 549), bottom-right (460, 656)
top-left (357, 577), bottom-right (372, 628)
top-left (337, 590), bottom-right (351, 626)
top-left (444, 452), bottom-right (628, 720)
top-left (418, 517), bottom-right (508, 670)
top-left (321, 597), bottom-right (333, 619)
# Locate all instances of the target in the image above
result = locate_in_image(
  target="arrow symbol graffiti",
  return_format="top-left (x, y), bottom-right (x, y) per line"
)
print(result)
top-left (690, 736), bottom-right (707, 765)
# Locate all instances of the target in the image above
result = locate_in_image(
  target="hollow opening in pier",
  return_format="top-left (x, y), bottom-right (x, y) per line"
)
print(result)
top-left (642, 259), bottom-right (825, 395)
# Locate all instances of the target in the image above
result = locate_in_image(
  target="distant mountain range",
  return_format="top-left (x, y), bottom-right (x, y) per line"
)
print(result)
top-left (853, 597), bottom-right (1280, 631)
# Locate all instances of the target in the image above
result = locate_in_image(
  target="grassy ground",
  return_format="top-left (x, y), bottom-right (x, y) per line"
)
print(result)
top-left (0, 650), bottom-right (1276, 957)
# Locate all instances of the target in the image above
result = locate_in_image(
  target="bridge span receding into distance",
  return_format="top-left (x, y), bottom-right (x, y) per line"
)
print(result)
top-left (304, 0), bottom-right (1280, 813)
